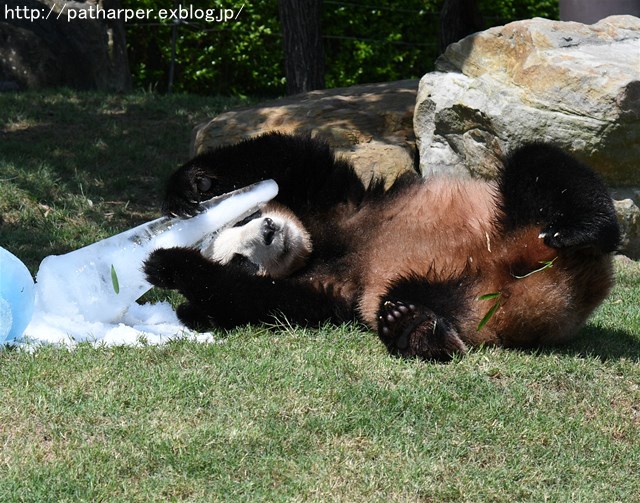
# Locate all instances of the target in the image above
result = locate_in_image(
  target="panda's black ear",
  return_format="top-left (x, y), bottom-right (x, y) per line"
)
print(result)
top-left (228, 253), bottom-right (260, 275)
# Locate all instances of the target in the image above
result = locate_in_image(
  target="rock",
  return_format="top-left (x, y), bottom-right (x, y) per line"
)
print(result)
top-left (612, 190), bottom-right (640, 259)
top-left (192, 80), bottom-right (418, 184)
top-left (614, 253), bottom-right (640, 274)
top-left (414, 15), bottom-right (640, 187)
top-left (0, 0), bottom-right (131, 92)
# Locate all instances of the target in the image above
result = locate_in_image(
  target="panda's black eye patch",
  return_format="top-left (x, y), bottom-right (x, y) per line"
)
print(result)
top-left (196, 177), bottom-right (212, 192)
top-left (234, 210), bottom-right (263, 227)
top-left (229, 253), bottom-right (260, 274)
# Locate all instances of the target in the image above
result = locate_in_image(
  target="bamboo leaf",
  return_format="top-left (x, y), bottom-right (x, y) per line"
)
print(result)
top-left (477, 299), bottom-right (500, 332)
top-left (478, 292), bottom-right (501, 301)
top-left (111, 264), bottom-right (120, 295)
top-left (513, 256), bottom-right (558, 279)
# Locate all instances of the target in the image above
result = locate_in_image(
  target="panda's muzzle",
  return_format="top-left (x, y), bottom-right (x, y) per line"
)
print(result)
top-left (262, 218), bottom-right (278, 245)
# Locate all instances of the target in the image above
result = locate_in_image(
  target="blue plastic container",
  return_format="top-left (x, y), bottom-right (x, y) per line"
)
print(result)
top-left (0, 247), bottom-right (35, 344)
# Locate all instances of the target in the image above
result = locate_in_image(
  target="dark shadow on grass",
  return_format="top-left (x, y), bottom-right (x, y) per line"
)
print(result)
top-left (534, 325), bottom-right (640, 362)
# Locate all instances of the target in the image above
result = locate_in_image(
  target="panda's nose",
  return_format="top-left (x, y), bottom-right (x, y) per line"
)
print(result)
top-left (262, 218), bottom-right (277, 245)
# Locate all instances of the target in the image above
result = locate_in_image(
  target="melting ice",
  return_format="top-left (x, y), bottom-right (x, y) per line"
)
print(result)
top-left (18, 180), bottom-right (278, 348)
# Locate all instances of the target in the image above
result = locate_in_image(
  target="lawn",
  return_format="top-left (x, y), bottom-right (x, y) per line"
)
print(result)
top-left (1, 91), bottom-right (639, 502)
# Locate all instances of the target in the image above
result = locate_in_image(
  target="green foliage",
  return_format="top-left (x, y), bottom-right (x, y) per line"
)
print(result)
top-left (477, 255), bottom-right (559, 331)
top-left (123, 0), bottom-right (559, 96)
top-left (111, 264), bottom-right (120, 294)
top-left (477, 292), bottom-right (502, 331)
top-left (512, 256), bottom-right (558, 279)
top-left (479, 0), bottom-right (559, 21)
top-left (124, 0), bottom-right (283, 96)
top-left (322, 0), bottom-right (441, 88)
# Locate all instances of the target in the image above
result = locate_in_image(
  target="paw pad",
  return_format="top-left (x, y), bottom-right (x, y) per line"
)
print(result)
top-left (377, 300), bottom-right (466, 361)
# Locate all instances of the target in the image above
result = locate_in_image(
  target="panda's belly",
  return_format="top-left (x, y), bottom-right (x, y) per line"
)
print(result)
top-left (354, 178), bottom-right (499, 326)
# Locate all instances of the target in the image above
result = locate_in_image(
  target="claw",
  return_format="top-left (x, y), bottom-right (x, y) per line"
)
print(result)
top-left (377, 300), bottom-right (465, 362)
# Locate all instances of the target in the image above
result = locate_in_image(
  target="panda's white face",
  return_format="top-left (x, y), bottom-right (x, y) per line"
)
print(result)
top-left (204, 207), bottom-right (312, 278)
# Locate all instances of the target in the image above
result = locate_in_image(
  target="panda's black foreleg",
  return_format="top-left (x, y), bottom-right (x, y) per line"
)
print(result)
top-left (162, 133), bottom-right (365, 217)
top-left (376, 275), bottom-right (470, 362)
top-left (144, 247), bottom-right (353, 330)
top-left (499, 143), bottom-right (620, 253)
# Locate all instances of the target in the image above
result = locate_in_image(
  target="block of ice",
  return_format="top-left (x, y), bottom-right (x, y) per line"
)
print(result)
top-left (0, 246), bottom-right (35, 344)
top-left (33, 179), bottom-right (278, 324)
top-left (24, 300), bottom-right (217, 348)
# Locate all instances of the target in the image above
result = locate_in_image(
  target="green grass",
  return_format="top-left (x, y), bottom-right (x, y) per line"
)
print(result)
top-left (1, 90), bottom-right (639, 502)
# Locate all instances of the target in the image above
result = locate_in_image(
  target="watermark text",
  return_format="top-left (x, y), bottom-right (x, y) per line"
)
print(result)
top-left (3, 4), bottom-right (244, 23)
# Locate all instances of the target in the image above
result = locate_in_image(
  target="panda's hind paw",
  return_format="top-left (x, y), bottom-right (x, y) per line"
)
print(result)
top-left (378, 301), bottom-right (466, 362)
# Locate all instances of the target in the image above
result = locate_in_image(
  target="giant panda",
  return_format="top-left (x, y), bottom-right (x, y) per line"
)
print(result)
top-left (144, 133), bottom-right (621, 361)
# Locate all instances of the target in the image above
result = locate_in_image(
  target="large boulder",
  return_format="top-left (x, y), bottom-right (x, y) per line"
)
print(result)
top-left (414, 15), bottom-right (640, 187)
top-left (192, 80), bottom-right (418, 184)
top-left (0, 0), bottom-right (131, 91)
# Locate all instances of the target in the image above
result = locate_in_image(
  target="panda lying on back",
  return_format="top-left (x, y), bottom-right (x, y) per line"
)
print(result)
top-left (144, 133), bottom-right (620, 361)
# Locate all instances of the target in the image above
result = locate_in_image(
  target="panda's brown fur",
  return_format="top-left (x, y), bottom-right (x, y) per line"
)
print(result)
top-left (144, 133), bottom-right (620, 361)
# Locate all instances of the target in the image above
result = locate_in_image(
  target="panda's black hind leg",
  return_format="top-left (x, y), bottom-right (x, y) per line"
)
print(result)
top-left (378, 301), bottom-right (467, 362)
top-left (176, 302), bottom-right (215, 331)
top-left (376, 275), bottom-right (470, 362)
top-left (499, 143), bottom-right (620, 253)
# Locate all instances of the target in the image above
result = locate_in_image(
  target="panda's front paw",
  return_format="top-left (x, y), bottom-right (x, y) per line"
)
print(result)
top-left (162, 167), bottom-right (222, 217)
top-left (378, 301), bottom-right (466, 362)
top-left (539, 224), bottom-right (596, 250)
top-left (162, 192), bottom-right (201, 218)
top-left (144, 248), bottom-right (182, 289)
top-left (539, 225), bottom-right (571, 249)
